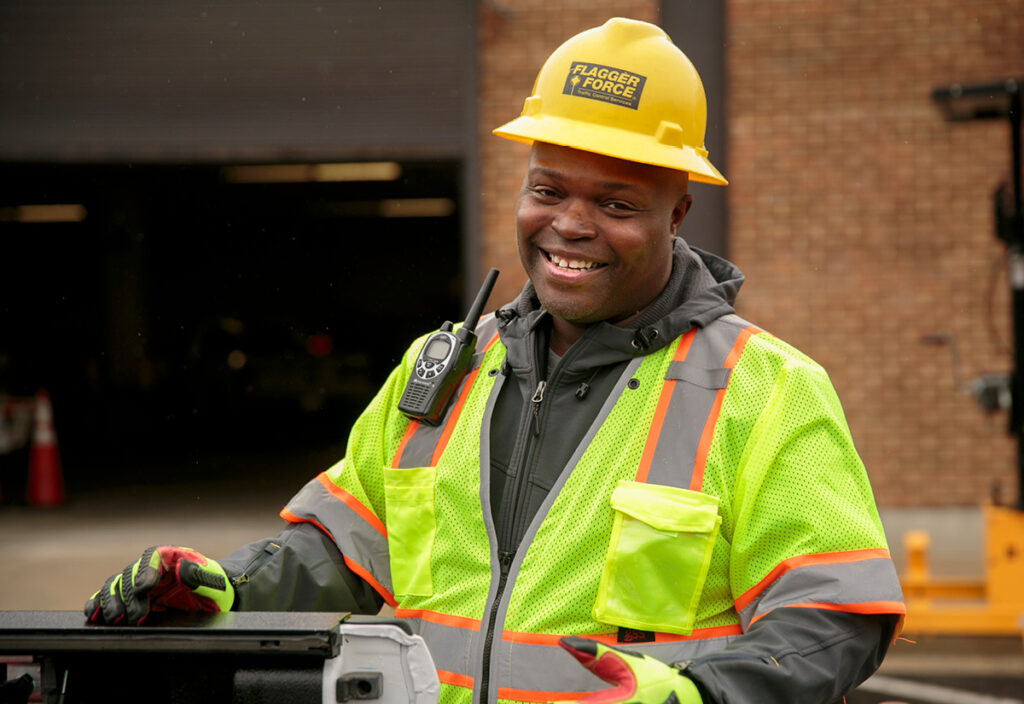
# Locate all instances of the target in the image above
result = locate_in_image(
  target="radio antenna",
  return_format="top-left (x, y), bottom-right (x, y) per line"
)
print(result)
top-left (461, 268), bottom-right (500, 335)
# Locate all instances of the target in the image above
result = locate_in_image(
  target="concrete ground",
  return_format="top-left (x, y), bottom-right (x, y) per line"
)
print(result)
top-left (0, 447), bottom-right (341, 613)
top-left (1, 450), bottom-right (1023, 703)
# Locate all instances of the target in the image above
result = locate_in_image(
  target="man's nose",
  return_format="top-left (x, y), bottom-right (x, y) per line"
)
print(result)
top-left (551, 200), bottom-right (596, 239)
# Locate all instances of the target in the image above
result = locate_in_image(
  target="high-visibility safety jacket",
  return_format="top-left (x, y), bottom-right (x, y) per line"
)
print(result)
top-left (281, 284), bottom-right (905, 704)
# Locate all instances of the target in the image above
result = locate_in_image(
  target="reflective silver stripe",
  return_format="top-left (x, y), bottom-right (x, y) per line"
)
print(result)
top-left (665, 362), bottom-right (732, 389)
top-left (395, 420), bottom-right (446, 469)
top-left (394, 314), bottom-right (501, 469)
top-left (283, 475), bottom-right (393, 595)
top-left (500, 634), bottom-right (740, 695)
top-left (645, 315), bottom-right (755, 488)
top-left (478, 364), bottom-right (504, 543)
top-left (474, 313), bottom-right (499, 343)
top-left (469, 367), bottom-right (507, 704)
top-left (737, 555), bottom-right (904, 630)
top-left (400, 615), bottom-right (481, 679)
top-left (502, 639), bottom-right (602, 695)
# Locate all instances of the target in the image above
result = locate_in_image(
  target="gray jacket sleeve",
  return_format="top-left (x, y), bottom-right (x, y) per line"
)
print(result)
top-left (684, 609), bottom-right (897, 704)
top-left (219, 522), bottom-right (384, 614)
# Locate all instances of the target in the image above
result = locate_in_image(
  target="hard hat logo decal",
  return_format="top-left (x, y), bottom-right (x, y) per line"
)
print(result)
top-left (562, 62), bottom-right (646, 110)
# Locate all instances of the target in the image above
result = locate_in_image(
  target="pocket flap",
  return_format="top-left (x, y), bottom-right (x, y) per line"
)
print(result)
top-left (610, 481), bottom-right (719, 533)
top-left (383, 466), bottom-right (436, 501)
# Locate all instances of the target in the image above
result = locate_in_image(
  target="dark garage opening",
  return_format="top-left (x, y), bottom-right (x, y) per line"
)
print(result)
top-left (0, 160), bottom-right (463, 493)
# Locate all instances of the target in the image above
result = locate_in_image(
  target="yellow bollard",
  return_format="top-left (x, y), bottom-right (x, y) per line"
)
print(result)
top-left (902, 530), bottom-right (931, 601)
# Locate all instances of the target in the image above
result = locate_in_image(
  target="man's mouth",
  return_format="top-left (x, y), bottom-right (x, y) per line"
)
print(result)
top-left (544, 250), bottom-right (606, 272)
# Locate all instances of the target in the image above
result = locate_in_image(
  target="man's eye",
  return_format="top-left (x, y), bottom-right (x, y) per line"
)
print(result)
top-left (605, 201), bottom-right (636, 212)
top-left (531, 186), bottom-right (559, 199)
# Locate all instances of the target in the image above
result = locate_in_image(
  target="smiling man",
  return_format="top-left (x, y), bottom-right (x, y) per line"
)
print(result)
top-left (515, 143), bottom-right (691, 353)
top-left (87, 18), bottom-right (904, 704)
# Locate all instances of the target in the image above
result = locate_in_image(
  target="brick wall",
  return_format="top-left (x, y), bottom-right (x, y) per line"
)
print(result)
top-left (727, 1), bottom-right (1024, 506)
top-left (476, 1), bottom-right (1024, 506)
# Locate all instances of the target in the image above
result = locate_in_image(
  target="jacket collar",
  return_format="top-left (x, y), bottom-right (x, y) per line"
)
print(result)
top-left (496, 238), bottom-right (744, 370)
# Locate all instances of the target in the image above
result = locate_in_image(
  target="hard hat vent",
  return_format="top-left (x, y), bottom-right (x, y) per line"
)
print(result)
top-left (601, 16), bottom-right (668, 43)
top-left (523, 96), bottom-right (543, 117)
top-left (655, 121), bottom-right (684, 148)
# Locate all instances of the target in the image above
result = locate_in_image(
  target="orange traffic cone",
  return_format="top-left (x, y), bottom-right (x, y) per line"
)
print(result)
top-left (27, 388), bottom-right (65, 507)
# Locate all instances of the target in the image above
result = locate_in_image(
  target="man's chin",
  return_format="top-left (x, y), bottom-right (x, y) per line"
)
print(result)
top-left (538, 300), bottom-right (603, 327)
top-left (543, 298), bottom-right (650, 330)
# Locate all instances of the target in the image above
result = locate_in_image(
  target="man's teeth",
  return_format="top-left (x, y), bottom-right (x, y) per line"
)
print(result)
top-left (549, 253), bottom-right (600, 270)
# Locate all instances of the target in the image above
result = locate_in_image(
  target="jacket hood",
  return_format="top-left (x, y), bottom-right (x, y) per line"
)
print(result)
top-left (496, 238), bottom-right (744, 372)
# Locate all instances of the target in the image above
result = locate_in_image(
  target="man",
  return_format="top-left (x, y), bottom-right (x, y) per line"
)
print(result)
top-left (86, 18), bottom-right (905, 704)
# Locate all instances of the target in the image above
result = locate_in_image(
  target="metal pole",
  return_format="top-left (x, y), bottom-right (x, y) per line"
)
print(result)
top-left (932, 79), bottom-right (1024, 506)
top-left (1010, 90), bottom-right (1022, 224)
top-left (1009, 89), bottom-right (1024, 508)
top-left (1010, 249), bottom-right (1024, 508)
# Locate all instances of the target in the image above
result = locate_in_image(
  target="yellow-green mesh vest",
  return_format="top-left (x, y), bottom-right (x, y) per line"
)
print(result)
top-left (384, 322), bottom-right (740, 704)
top-left (285, 313), bottom-right (903, 704)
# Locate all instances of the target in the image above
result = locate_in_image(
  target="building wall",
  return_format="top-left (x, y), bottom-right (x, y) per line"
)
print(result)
top-left (727, 0), bottom-right (1024, 506)
top-left (476, 1), bottom-right (1024, 506)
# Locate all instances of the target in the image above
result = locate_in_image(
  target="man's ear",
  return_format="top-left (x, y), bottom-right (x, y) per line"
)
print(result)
top-left (671, 193), bottom-right (693, 235)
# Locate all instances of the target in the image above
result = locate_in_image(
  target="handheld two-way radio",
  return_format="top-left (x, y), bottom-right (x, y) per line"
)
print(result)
top-left (397, 268), bottom-right (500, 425)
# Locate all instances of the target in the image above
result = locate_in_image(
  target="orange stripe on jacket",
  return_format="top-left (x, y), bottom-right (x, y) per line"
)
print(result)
top-left (689, 325), bottom-right (760, 491)
top-left (395, 607), bottom-right (481, 631)
top-left (502, 623), bottom-right (742, 646)
top-left (431, 332), bottom-right (501, 465)
top-left (634, 329), bottom-right (697, 484)
top-left (392, 332), bottom-right (501, 468)
top-left (437, 670), bottom-right (474, 689)
top-left (749, 600), bottom-right (908, 626)
top-left (734, 547), bottom-right (894, 613)
top-left (314, 472), bottom-right (387, 537)
top-left (497, 687), bottom-right (591, 702)
top-left (342, 555), bottom-right (397, 607)
top-left (279, 507), bottom-right (397, 607)
top-left (392, 420), bottom-right (421, 467)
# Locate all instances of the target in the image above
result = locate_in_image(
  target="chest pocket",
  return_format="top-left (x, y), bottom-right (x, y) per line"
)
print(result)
top-left (383, 465), bottom-right (436, 597)
top-left (593, 480), bottom-right (721, 635)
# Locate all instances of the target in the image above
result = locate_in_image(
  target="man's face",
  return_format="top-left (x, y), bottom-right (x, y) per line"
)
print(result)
top-left (515, 142), bottom-right (692, 328)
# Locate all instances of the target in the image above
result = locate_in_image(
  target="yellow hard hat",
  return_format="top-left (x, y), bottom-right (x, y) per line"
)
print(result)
top-left (493, 17), bottom-right (727, 186)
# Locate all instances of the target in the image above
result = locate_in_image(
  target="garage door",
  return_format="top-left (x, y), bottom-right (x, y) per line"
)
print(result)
top-left (0, 0), bottom-right (474, 161)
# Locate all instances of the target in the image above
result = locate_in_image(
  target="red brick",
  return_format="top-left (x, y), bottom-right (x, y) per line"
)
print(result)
top-left (477, 0), bottom-right (1024, 506)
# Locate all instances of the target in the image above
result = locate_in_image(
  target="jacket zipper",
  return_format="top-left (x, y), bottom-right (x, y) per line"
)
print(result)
top-left (479, 550), bottom-right (515, 704)
top-left (497, 369), bottom-right (546, 554)
top-left (486, 336), bottom-right (581, 698)
top-left (498, 339), bottom-right (585, 553)
top-left (682, 652), bottom-right (777, 670)
top-left (530, 380), bottom-right (546, 436)
top-left (229, 541), bottom-right (280, 588)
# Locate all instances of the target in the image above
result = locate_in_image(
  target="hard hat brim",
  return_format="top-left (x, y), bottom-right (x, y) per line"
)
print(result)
top-left (493, 115), bottom-right (728, 187)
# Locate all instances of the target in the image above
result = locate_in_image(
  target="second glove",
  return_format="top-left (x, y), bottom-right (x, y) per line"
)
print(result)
top-left (559, 636), bottom-right (703, 704)
top-left (84, 545), bottom-right (234, 625)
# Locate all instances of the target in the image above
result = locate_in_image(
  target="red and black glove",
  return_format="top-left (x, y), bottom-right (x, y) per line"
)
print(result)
top-left (559, 637), bottom-right (703, 704)
top-left (84, 545), bottom-right (234, 625)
